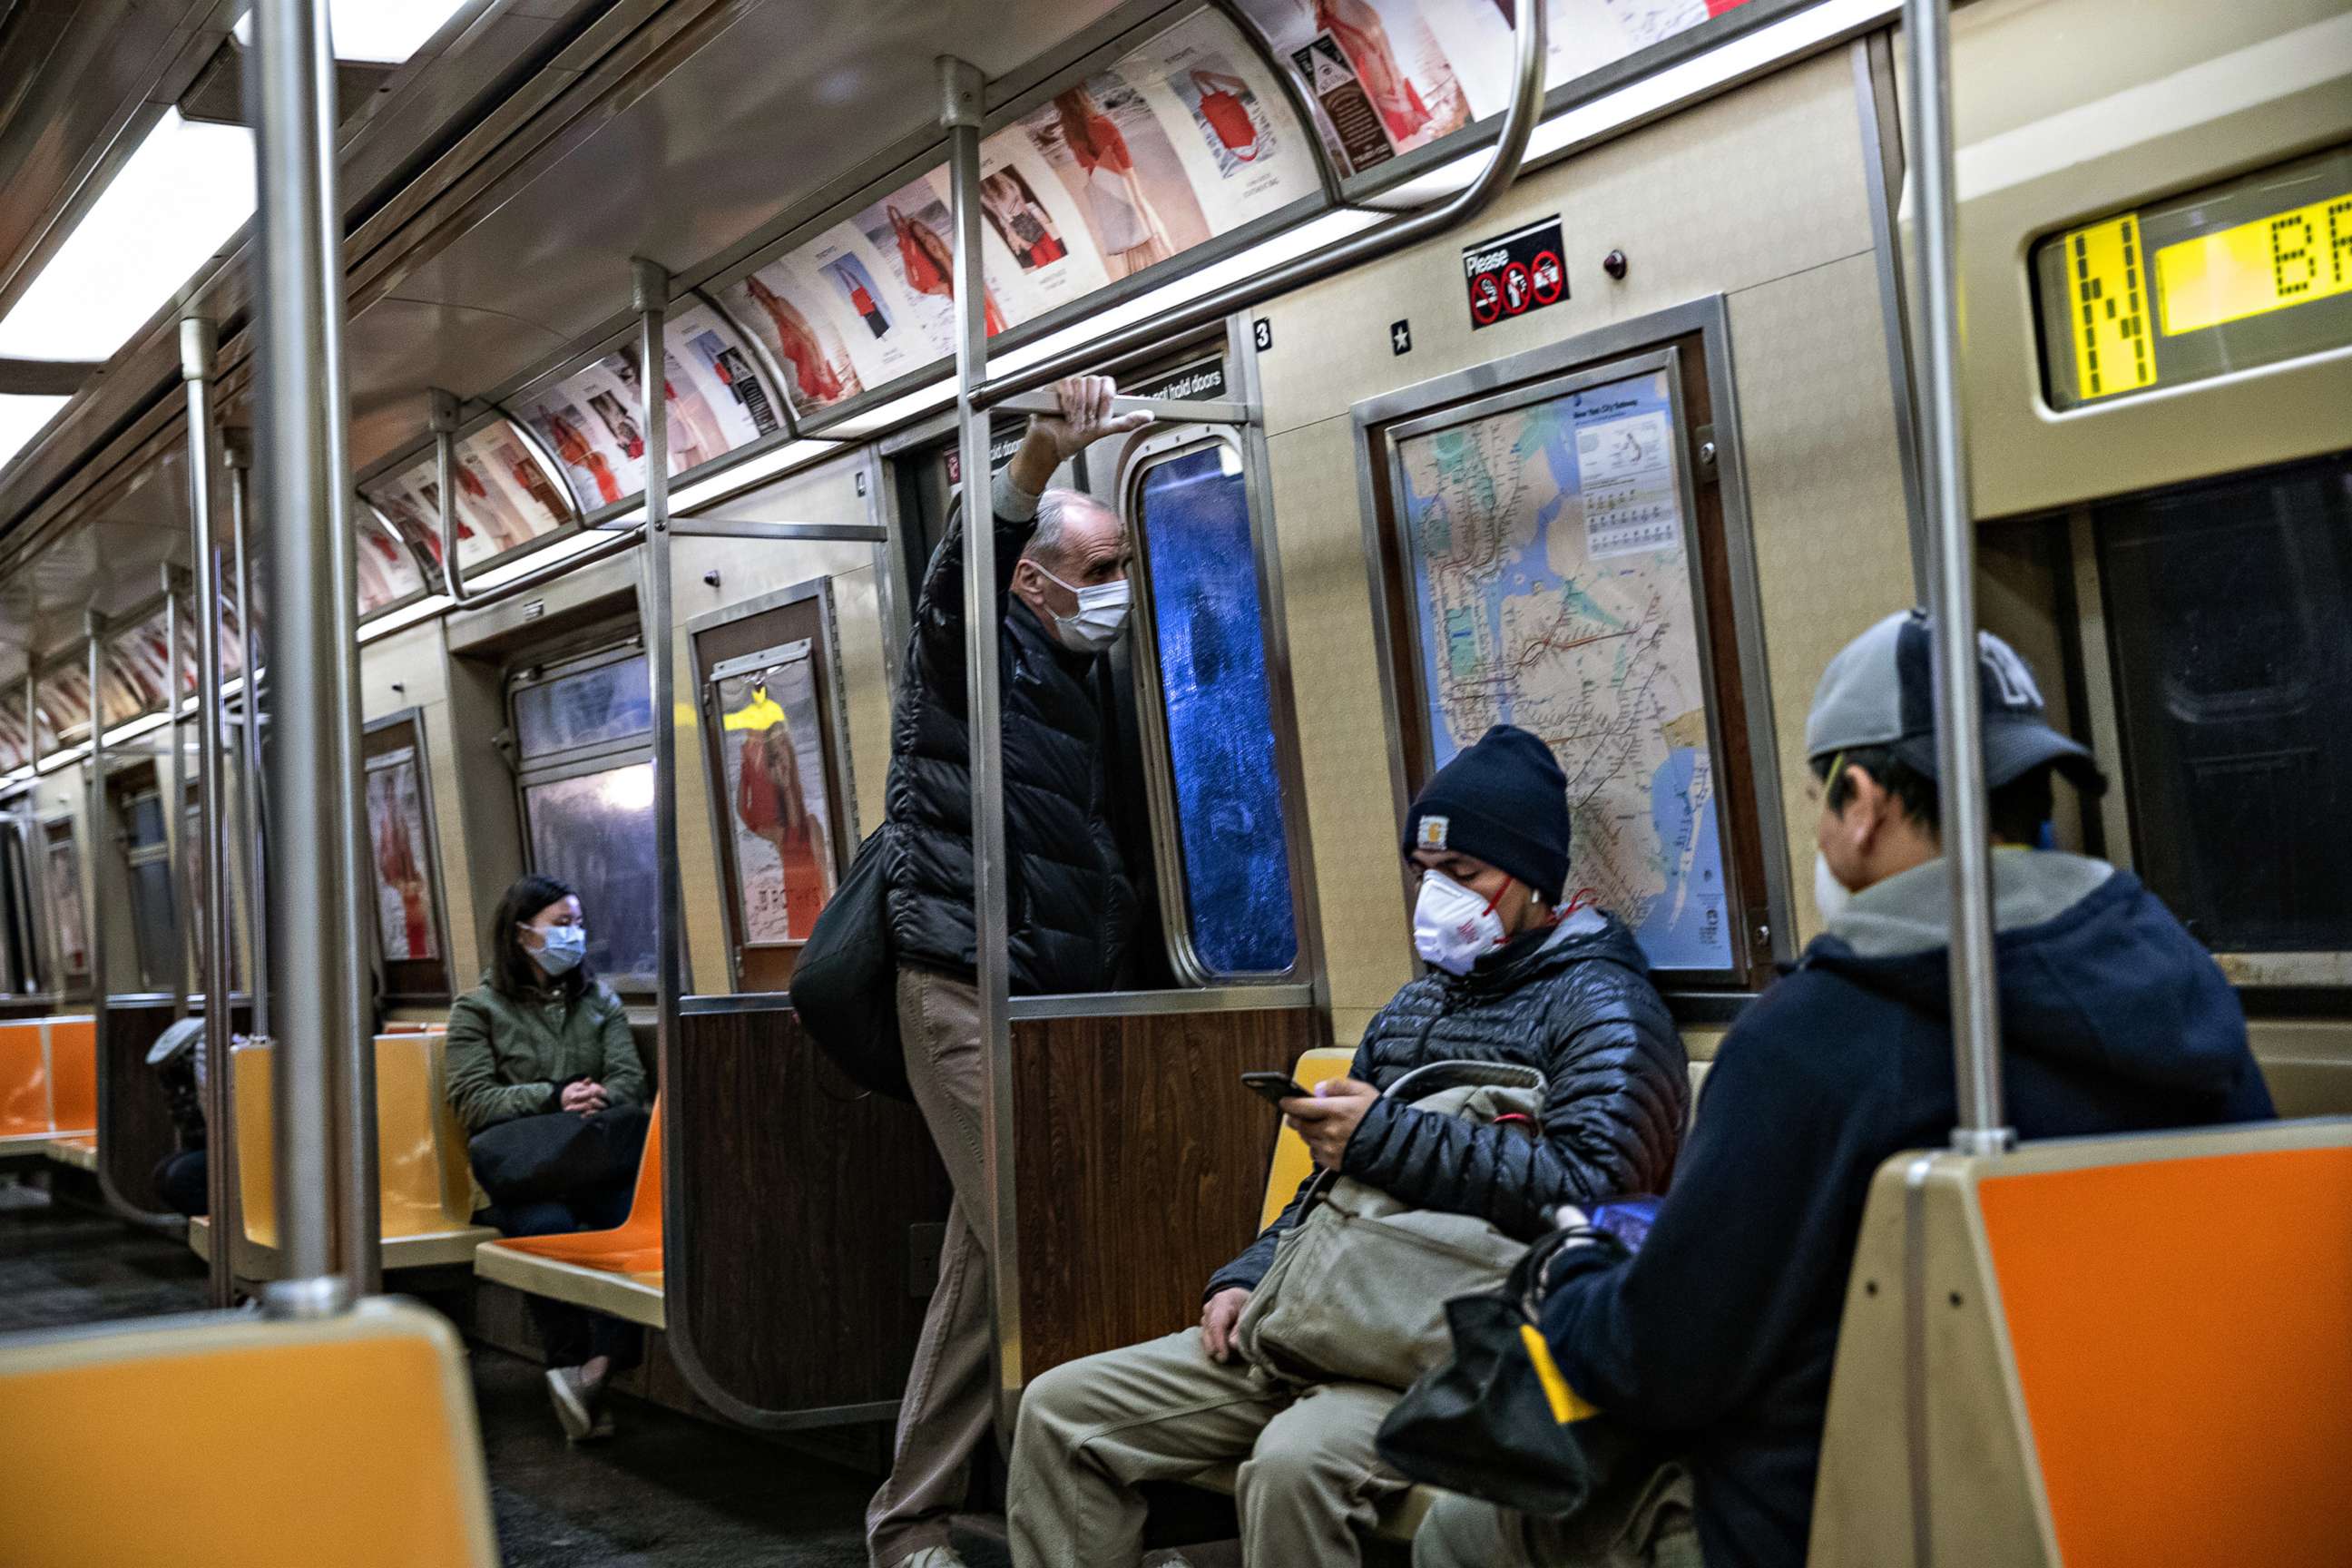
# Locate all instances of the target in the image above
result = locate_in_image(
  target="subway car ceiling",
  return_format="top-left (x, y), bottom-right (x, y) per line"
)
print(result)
top-left (0, 0), bottom-right (2347, 1039)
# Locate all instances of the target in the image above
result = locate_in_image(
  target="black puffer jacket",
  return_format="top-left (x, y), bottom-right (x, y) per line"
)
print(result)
top-left (884, 478), bottom-right (1137, 995)
top-left (1207, 911), bottom-right (1687, 1298)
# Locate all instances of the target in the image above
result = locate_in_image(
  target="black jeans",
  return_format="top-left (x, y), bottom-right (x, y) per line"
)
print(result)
top-left (483, 1179), bottom-right (642, 1371)
top-left (153, 1149), bottom-right (210, 1218)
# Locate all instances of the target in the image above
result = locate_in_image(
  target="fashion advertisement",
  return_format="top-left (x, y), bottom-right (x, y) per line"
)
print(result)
top-left (1237, 0), bottom-right (1472, 172)
top-left (856, 178), bottom-right (1014, 356)
top-left (366, 747), bottom-right (437, 964)
top-left (365, 416), bottom-right (574, 576)
top-left (111, 612), bottom-right (174, 714)
top-left (357, 513), bottom-right (426, 613)
top-left (722, 250), bottom-right (871, 415)
top-left (524, 367), bottom-right (645, 509)
top-left (46, 836), bottom-right (86, 975)
top-left (1022, 74), bottom-right (1211, 282)
top-left (718, 646), bottom-right (835, 946)
top-left (1147, 15), bottom-right (1321, 223)
top-left (670, 303), bottom-right (784, 448)
top-left (37, 669), bottom-right (92, 740)
top-left (0, 700), bottom-right (24, 771)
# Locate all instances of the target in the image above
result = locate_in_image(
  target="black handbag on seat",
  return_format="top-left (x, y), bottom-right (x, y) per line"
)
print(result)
top-left (789, 827), bottom-right (912, 1102)
top-left (1375, 1226), bottom-right (1658, 1518)
top-left (467, 1102), bottom-right (650, 1208)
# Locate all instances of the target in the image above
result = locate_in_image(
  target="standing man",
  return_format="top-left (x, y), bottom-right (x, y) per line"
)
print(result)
top-left (870, 375), bottom-right (1152, 1568)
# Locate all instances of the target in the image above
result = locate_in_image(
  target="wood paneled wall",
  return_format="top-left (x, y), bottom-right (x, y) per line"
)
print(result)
top-left (670, 1005), bottom-right (951, 1414)
top-left (1012, 1004), bottom-right (1323, 1377)
top-left (98, 1001), bottom-right (181, 1211)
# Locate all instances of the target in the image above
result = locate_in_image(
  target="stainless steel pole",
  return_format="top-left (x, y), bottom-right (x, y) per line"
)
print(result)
top-left (940, 54), bottom-right (1024, 1425)
top-left (250, 0), bottom-right (363, 1314)
top-left (1903, 0), bottom-right (2010, 1156)
top-left (430, 387), bottom-right (464, 599)
top-left (182, 315), bottom-right (236, 1307)
top-left (162, 564), bottom-right (189, 1018)
top-left (228, 433), bottom-right (270, 1043)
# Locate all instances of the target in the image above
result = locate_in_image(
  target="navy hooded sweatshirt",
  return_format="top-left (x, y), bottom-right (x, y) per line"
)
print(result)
top-left (1538, 851), bottom-right (2275, 1568)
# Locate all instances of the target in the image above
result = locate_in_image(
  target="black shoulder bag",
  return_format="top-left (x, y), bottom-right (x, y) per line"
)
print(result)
top-left (789, 827), bottom-right (911, 1102)
top-left (1375, 1226), bottom-right (1660, 1518)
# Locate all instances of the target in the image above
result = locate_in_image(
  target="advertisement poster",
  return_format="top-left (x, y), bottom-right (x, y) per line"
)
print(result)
top-left (357, 514), bottom-right (426, 613)
top-left (718, 645), bottom-right (835, 945)
top-left (1020, 76), bottom-right (1212, 283)
top-left (366, 748), bottom-right (437, 964)
top-left (362, 416), bottom-right (572, 580)
top-left (1147, 15), bottom-right (1322, 224)
top-left (669, 301), bottom-right (783, 448)
top-left (972, 132), bottom-right (1114, 317)
top-left (723, 247), bottom-right (874, 415)
top-left (46, 836), bottom-right (86, 975)
top-left (856, 175), bottom-right (1012, 355)
top-left (0, 700), bottom-right (24, 771)
top-left (523, 358), bottom-right (648, 508)
top-left (37, 669), bottom-right (93, 741)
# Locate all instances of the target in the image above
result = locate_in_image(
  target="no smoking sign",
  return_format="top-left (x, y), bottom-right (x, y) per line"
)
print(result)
top-left (1463, 216), bottom-right (1568, 331)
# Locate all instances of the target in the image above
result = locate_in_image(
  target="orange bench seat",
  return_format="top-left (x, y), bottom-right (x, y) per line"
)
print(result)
top-left (472, 1102), bottom-right (665, 1329)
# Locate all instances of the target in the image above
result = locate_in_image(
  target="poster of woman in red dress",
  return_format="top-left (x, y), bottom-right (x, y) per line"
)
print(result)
top-left (719, 645), bottom-right (836, 946)
top-left (366, 749), bottom-right (437, 963)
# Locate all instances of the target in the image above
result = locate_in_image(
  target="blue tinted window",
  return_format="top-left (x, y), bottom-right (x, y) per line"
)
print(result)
top-left (1135, 446), bottom-right (1297, 975)
top-left (514, 652), bottom-right (652, 758)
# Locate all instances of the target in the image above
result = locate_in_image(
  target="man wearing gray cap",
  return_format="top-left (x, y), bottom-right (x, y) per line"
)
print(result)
top-left (1413, 609), bottom-right (2274, 1568)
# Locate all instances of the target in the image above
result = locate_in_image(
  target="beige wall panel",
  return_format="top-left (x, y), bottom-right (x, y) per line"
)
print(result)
top-left (1254, 49), bottom-right (1875, 438)
top-left (1329, 1007), bottom-right (1380, 1054)
top-left (358, 621), bottom-right (480, 983)
top-left (1975, 528), bottom-right (2085, 851)
top-left (2248, 1019), bottom-right (2352, 1120)
top-left (832, 564), bottom-right (892, 838)
top-left (1727, 250), bottom-right (1915, 946)
top-left (1263, 415), bottom-right (1414, 1025)
top-left (1682, 1024), bottom-right (1729, 1063)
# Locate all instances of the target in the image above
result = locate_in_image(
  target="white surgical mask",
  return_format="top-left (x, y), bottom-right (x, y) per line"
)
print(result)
top-left (1034, 564), bottom-right (1132, 653)
top-left (534, 923), bottom-right (587, 976)
top-left (1414, 870), bottom-right (1508, 976)
top-left (1813, 851), bottom-right (1854, 926)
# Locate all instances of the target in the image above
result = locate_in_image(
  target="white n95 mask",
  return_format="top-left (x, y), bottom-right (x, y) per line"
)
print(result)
top-left (1414, 870), bottom-right (1507, 976)
top-left (1813, 851), bottom-right (1854, 926)
top-left (1036, 565), bottom-right (1132, 653)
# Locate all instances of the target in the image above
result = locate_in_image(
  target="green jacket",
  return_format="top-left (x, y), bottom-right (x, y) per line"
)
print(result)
top-left (444, 975), bottom-right (648, 1133)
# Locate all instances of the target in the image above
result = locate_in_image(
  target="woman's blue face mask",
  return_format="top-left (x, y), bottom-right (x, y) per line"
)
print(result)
top-left (531, 922), bottom-right (587, 975)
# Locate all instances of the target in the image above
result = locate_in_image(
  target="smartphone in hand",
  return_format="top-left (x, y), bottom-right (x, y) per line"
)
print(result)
top-left (1241, 1071), bottom-right (1312, 1110)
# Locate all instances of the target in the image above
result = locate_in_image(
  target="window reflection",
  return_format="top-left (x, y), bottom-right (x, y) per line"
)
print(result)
top-left (523, 764), bottom-right (659, 985)
top-left (1134, 444), bottom-right (1298, 975)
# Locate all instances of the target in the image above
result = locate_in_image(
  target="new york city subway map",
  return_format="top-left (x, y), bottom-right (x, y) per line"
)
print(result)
top-left (1395, 367), bottom-right (1733, 972)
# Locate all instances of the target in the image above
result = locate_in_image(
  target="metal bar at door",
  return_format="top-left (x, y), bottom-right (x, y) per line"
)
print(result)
top-left (181, 315), bottom-right (237, 1308)
top-left (1900, 0), bottom-right (2010, 1157)
top-left (249, 0), bottom-right (372, 1315)
top-left (940, 53), bottom-right (1024, 1426)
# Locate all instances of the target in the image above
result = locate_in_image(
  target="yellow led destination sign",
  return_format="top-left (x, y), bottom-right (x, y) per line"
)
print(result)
top-left (2157, 189), bottom-right (2352, 334)
top-left (2035, 144), bottom-right (2352, 409)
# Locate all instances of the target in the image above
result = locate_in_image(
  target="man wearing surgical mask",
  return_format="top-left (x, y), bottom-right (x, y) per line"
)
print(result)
top-left (872, 375), bottom-right (1153, 1568)
top-left (1003, 723), bottom-right (1688, 1568)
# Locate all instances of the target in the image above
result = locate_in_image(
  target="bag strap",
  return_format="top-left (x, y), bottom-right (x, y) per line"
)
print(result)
top-left (1509, 1224), bottom-right (1627, 1318)
top-left (1382, 1057), bottom-right (1547, 1102)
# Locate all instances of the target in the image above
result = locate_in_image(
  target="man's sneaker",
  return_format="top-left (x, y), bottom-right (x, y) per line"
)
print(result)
top-left (544, 1366), bottom-right (596, 1442)
top-left (579, 1406), bottom-right (615, 1445)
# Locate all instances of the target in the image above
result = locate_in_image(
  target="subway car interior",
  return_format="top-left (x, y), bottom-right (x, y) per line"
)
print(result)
top-left (0, 0), bottom-right (2345, 1563)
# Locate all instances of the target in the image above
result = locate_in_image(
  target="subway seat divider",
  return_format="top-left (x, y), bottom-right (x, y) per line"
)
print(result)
top-left (470, 1098), bottom-right (666, 1330)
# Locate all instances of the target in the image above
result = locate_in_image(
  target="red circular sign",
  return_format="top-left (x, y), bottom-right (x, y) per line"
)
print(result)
top-left (1503, 260), bottom-right (1532, 315)
top-left (1530, 250), bottom-right (1564, 305)
top-left (1469, 272), bottom-right (1503, 325)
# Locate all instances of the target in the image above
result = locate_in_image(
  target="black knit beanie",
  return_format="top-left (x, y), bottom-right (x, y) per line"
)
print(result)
top-left (1401, 724), bottom-right (1572, 905)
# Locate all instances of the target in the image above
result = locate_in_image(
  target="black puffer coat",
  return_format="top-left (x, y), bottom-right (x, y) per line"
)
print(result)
top-left (1207, 911), bottom-right (1687, 1298)
top-left (884, 481), bottom-right (1137, 995)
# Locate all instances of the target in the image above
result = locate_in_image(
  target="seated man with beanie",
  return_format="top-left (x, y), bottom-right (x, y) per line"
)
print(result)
top-left (1414, 611), bottom-right (2276, 1568)
top-left (1005, 723), bottom-right (1689, 1568)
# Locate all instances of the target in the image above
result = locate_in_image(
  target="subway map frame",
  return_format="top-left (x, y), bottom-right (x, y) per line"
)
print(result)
top-left (1358, 332), bottom-right (1779, 986)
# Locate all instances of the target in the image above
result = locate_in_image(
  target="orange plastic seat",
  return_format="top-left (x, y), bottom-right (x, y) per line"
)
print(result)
top-left (0, 1020), bottom-right (47, 1148)
top-left (190, 1033), bottom-right (494, 1277)
top-left (0, 1298), bottom-right (497, 1567)
top-left (44, 1017), bottom-right (96, 1133)
top-left (473, 1101), bottom-right (664, 1328)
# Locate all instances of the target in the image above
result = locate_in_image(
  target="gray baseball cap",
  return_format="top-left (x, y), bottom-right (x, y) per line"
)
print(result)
top-left (1806, 609), bottom-right (2106, 793)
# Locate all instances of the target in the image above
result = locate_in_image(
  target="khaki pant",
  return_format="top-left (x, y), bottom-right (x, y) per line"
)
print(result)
top-left (868, 967), bottom-right (996, 1567)
top-left (1007, 1328), bottom-right (1407, 1568)
top-left (1411, 1464), bottom-right (1703, 1568)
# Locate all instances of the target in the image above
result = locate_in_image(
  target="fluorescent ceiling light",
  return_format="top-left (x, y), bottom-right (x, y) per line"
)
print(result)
top-left (0, 395), bottom-right (70, 470)
top-left (233, 1), bottom-right (474, 64)
top-left (0, 111), bottom-right (255, 364)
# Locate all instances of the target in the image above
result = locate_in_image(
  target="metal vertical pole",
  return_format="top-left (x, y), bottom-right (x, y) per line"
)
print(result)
top-left (1903, 0), bottom-right (2010, 1156)
top-left (430, 388), bottom-right (462, 600)
top-left (250, 0), bottom-right (364, 1314)
top-left (633, 257), bottom-right (693, 1340)
top-left (182, 316), bottom-right (236, 1307)
top-left (228, 433), bottom-right (270, 1043)
top-left (162, 564), bottom-right (189, 1017)
top-left (940, 54), bottom-right (1023, 1425)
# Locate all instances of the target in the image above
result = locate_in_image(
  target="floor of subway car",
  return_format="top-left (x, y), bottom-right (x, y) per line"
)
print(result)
top-left (0, 1173), bottom-right (1047, 1566)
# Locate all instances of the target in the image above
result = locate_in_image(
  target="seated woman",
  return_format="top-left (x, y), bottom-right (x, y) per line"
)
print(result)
top-left (446, 872), bottom-right (649, 1444)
